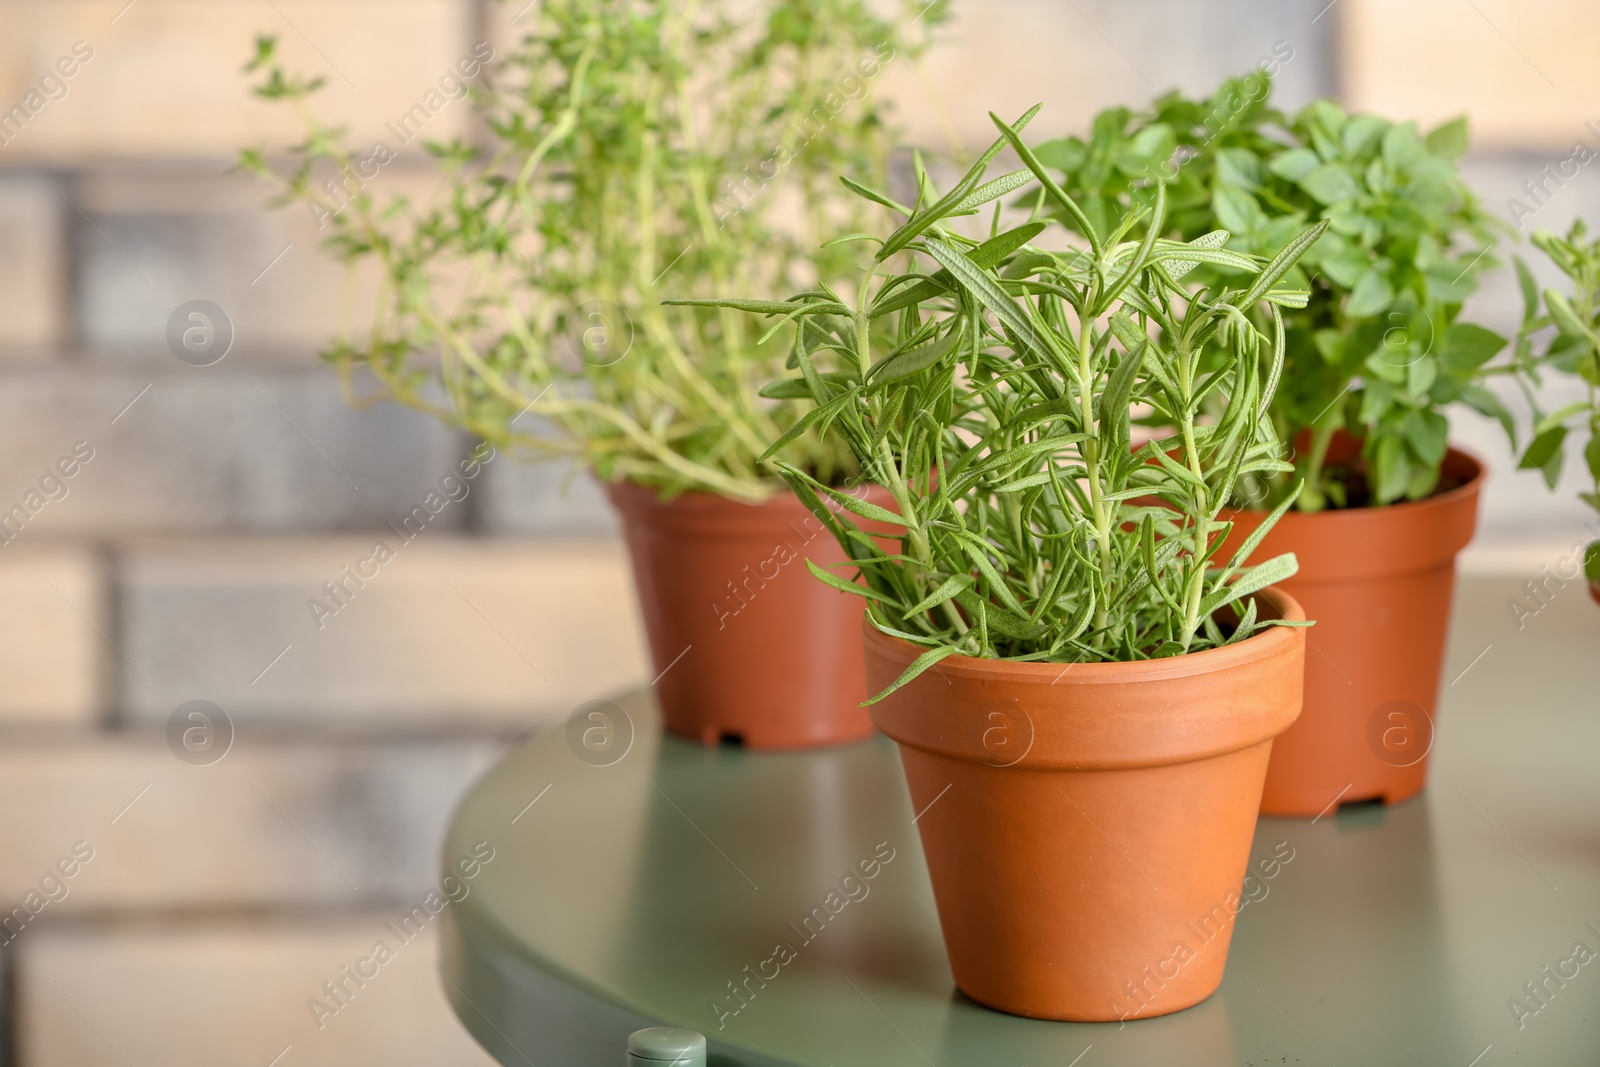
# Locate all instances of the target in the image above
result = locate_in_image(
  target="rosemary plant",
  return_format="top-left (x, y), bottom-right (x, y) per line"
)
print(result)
top-left (1039, 77), bottom-right (1511, 511)
top-left (677, 109), bottom-right (1324, 695)
top-left (1516, 221), bottom-right (1600, 577)
top-left (239, 0), bottom-right (944, 501)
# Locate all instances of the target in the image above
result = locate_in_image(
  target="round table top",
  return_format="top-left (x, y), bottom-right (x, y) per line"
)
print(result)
top-left (440, 576), bottom-right (1600, 1066)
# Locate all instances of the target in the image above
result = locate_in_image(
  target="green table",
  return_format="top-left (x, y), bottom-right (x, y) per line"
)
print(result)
top-left (441, 576), bottom-right (1600, 1065)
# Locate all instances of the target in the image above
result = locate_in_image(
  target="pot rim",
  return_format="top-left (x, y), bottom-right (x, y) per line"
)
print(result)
top-left (861, 586), bottom-right (1306, 687)
top-left (606, 478), bottom-right (896, 534)
top-left (604, 473), bottom-right (895, 497)
top-left (605, 477), bottom-right (783, 511)
top-left (1223, 442), bottom-right (1484, 522)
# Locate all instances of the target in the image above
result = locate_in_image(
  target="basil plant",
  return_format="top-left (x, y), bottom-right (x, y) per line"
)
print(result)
top-left (677, 108), bottom-right (1324, 695)
top-left (1038, 76), bottom-right (1512, 511)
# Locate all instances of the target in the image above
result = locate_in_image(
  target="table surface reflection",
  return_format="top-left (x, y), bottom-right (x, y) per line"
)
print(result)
top-left (441, 576), bottom-right (1600, 1066)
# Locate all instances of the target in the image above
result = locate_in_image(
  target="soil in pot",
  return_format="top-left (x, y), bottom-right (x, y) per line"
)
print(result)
top-left (607, 480), bottom-right (894, 750)
top-left (1220, 436), bottom-right (1483, 817)
top-left (862, 589), bottom-right (1306, 1022)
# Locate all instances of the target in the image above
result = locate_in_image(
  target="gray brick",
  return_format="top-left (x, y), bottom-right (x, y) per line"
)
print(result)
top-left (1460, 155), bottom-right (1600, 285)
top-left (478, 456), bottom-right (620, 537)
top-left (17, 918), bottom-right (497, 1067)
top-left (0, 362), bottom-right (468, 535)
top-left (877, 0), bottom-right (1334, 151)
top-left (72, 168), bottom-right (445, 355)
top-left (117, 538), bottom-right (648, 727)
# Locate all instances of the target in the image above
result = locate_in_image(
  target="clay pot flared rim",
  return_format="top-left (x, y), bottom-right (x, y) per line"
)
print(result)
top-left (1220, 444), bottom-right (1485, 585)
top-left (1228, 444), bottom-right (1484, 527)
top-left (606, 478), bottom-right (893, 536)
top-left (864, 585), bottom-right (1307, 771)
top-left (605, 478), bottom-right (789, 526)
top-left (861, 586), bottom-right (1305, 688)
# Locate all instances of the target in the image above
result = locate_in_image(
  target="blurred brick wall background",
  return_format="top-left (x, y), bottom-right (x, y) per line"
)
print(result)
top-left (0, 1), bottom-right (1590, 1063)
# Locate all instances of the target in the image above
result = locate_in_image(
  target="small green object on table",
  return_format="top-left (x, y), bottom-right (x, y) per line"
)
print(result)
top-left (630, 1026), bottom-right (707, 1065)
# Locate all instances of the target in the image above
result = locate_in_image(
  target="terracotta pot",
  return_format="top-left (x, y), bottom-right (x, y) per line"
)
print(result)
top-left (1220, 443), bottom-right (1483, 817)
top-left (608, 480), bottom-right (893, 750)
top-left (863, 590), bottom-right (1306, 1022)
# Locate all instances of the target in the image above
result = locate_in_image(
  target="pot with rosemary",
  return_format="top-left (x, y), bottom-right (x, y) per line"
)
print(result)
top-left (682, 106), bottom-right (1319, 1020)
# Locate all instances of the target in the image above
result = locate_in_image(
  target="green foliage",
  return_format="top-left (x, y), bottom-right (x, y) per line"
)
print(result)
top-left (237, 1), bottom-right (945, 501)
top-left (682, 110), bottom-right (1321, 693)
top-left (1516, 220), bottom-right (1600, 518)
top-left (1039, 76), bottom-right (1511, 510)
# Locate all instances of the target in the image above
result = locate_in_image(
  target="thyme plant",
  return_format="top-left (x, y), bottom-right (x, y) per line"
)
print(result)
top-left (1039, 77), bottom-right (1511, 511)
top-left (679, 109), bottom-right (1324, 695)
top-left (1516, 221), bottom-right (1600, 578)
top-left (239, 0), bottom-right (944, 501)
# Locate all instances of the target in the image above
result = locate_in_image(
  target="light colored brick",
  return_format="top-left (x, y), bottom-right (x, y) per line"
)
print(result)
top-left (873, 0), bottom-right (1332, 151)
top-left (0, 176), bottom-right (65, 351)
top-left (0, 364), bottom-right (467, 535)
top-left (0, 546), bottom-right (105, 725)
top-left (17, 919), bottom-right (497, 1067)
top-left (119, 538), bottom-right (648, 727)
top-left (0, 735), bottom-right (502, 910)
top-left (0, 0), bottom-right (481, 164)
top-left (1342, 0), bottom-right (1600, 150)
top-left (1460, 154), bottom-right (1600, 281)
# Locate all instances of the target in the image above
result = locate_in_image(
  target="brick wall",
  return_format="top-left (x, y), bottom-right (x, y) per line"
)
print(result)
top-left (0, 1), bottom-right (1590, 1063)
